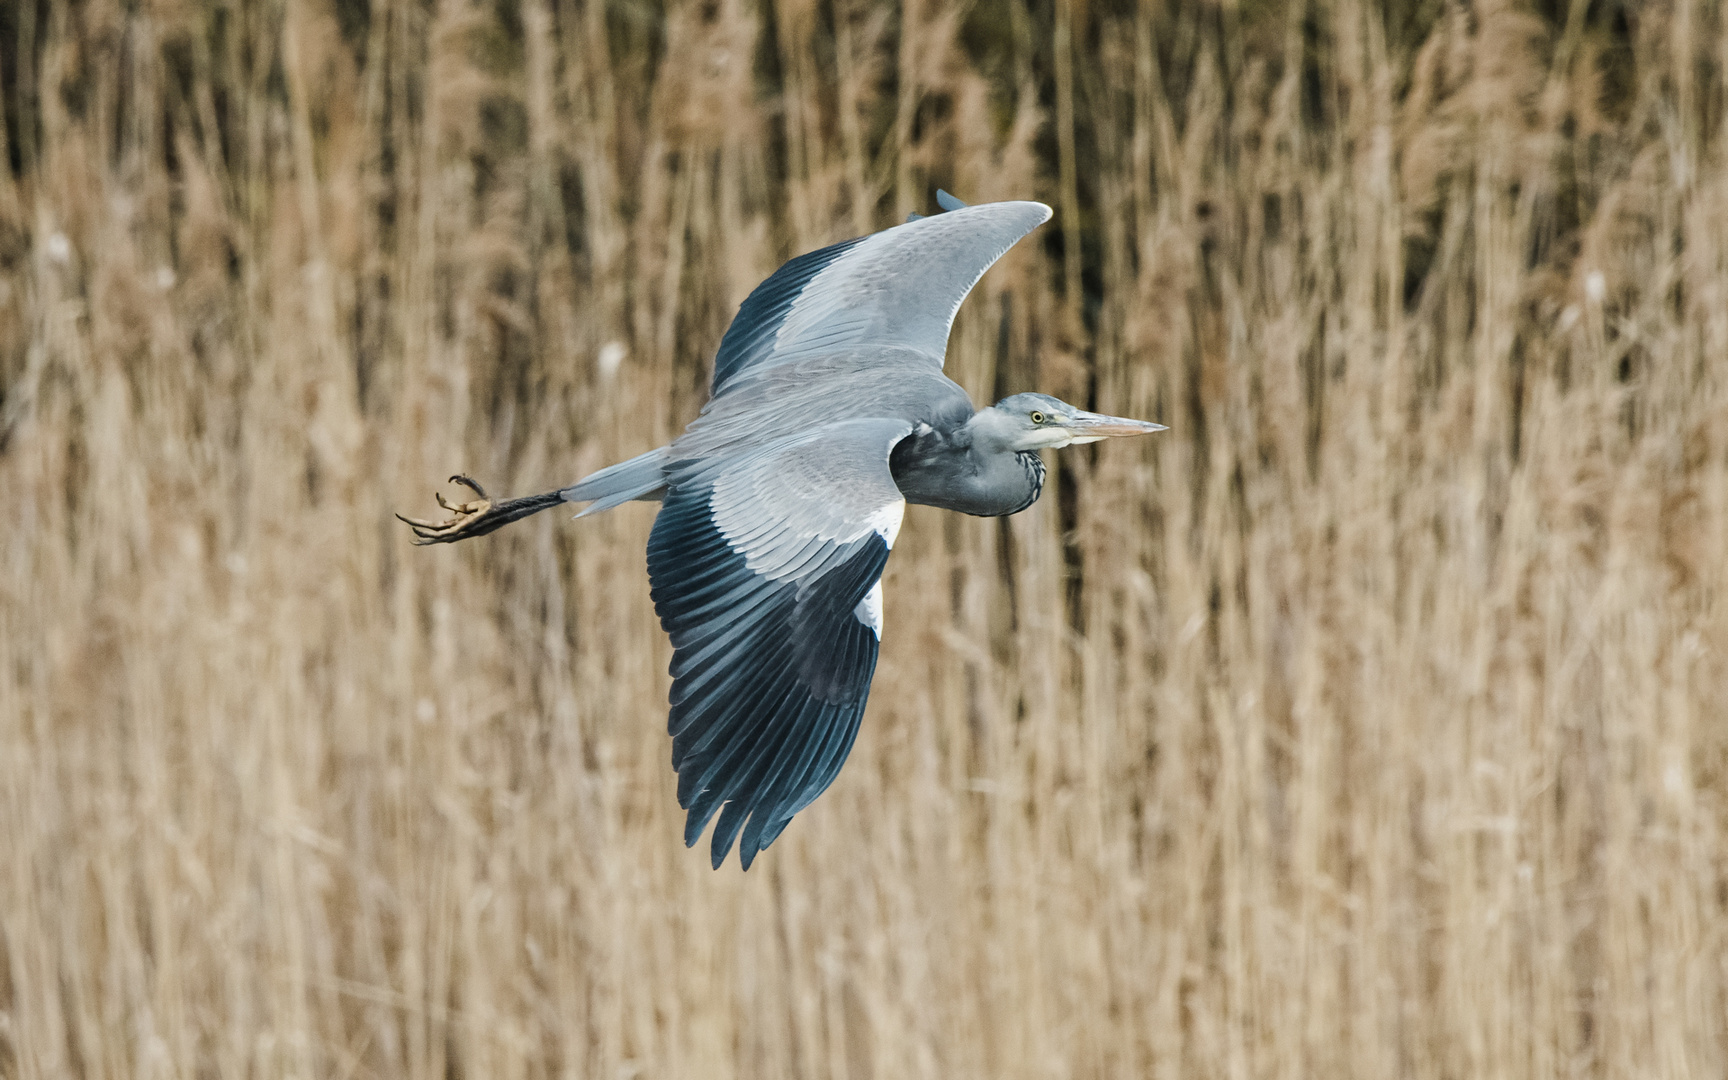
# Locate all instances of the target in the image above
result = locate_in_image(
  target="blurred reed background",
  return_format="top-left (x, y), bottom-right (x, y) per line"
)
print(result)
top-left (2, 0), bottom-right (1726, 1075)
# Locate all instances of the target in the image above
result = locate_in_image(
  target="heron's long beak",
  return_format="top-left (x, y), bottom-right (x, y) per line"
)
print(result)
top-left (1064, 410), bottom-right (1167, 444)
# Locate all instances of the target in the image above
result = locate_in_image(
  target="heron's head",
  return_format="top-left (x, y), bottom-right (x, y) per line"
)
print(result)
top-left (976, 392), bottom-right (1166, 451)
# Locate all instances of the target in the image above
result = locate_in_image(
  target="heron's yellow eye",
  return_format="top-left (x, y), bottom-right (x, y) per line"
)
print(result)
top-left (1030, 411), bottom-right (1046, 424)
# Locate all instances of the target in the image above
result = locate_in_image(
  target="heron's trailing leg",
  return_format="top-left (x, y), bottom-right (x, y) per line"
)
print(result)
top-left (398, 475), bottom-right (566, 544)
top-left (397, 475), bottom-right (494, 543)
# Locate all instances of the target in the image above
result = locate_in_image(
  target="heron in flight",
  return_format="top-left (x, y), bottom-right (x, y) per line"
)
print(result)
top-left (400, 192), bottom-right (1164, 868)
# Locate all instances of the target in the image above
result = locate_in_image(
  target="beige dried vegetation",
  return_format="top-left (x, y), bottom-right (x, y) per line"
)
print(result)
top-left (0, 0), bottom-right (1724, 1076)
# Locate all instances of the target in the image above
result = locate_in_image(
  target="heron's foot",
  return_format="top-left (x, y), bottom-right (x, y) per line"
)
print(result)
top-left (397, 475), bottom-right (495, 544)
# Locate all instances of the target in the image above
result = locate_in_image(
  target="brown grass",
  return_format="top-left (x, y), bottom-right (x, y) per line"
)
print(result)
top-left (2, 0), bottom-right (1726, 1075)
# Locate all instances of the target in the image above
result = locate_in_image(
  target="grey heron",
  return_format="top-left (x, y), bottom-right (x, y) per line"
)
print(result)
top-left (400, 192), bottom-right (1165, 868)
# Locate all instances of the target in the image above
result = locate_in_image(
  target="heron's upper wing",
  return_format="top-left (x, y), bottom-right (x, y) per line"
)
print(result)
top-left (647, 417), bottom-right (913, 868)
top-left (710, 200), bottom-right (1052, 395)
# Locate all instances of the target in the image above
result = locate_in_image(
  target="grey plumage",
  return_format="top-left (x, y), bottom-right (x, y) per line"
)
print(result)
top-left (562, 447), bottom-right (667, 515)
top-left (399, 194), bottom-right (1165, 868)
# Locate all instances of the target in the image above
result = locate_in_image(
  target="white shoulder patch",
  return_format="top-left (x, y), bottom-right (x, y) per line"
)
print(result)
top-left (866, 501), bottom-right (905, 547)
top-left (852, 580), bottom-right (884, 637)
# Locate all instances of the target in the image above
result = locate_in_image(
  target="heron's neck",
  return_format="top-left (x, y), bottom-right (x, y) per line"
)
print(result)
top-left (963, 406), bottom-right (1024, 454)
top-left (890, 413), bottom-right (1047, 517)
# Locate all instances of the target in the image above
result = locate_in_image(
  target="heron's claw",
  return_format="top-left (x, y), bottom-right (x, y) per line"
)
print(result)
top-left (397, 475), bottom-right (494, 544)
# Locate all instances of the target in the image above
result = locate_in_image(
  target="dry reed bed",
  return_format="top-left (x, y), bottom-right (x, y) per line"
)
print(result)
top-left (0, 0), bottom-right (1724, 1076)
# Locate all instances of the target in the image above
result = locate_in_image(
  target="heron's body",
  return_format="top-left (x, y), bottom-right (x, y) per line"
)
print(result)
top-left (890, 408), bottom-right (1048, 517)
top-left (574, 355), bottom-right (1042, 517)
top-left (402, 194), bottom-right (1163, 868)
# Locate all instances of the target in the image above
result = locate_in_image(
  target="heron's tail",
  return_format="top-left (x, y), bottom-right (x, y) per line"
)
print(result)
top-left (561, 447), bottom-right (670, 517)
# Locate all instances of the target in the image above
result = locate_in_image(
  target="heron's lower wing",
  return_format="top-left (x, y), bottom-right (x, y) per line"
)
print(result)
top-left (647, 418), bottom-right (913, 869)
